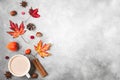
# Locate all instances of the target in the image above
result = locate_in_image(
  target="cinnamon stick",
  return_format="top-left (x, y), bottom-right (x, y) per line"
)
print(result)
top-left (32, 58), bottom-right (48, 77)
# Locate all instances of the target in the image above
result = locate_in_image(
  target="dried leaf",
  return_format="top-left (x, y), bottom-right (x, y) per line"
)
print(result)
top-left (34, 40), bottom-right (51, 58)
top-left (29, 8), bottom-right (40, 18)
top-left (7, 20), bottom-right (26, 38)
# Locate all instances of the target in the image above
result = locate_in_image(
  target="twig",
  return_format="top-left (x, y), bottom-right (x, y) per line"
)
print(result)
top-left (31, 53), bottom-right (38, 58)
top-left (24, 16), bottom-right (31, 23)
top-left (21, 35), bottom-right (29, 44)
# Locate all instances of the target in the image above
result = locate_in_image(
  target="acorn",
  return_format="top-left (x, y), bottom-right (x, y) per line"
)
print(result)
top-left (10, 10), bottom-right (17, 16)
top-left (31, 73), bottom-right (38, 78)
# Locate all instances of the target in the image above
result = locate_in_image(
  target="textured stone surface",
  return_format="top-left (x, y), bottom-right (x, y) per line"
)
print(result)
top-left (1, 0), bottom-right (120, 80)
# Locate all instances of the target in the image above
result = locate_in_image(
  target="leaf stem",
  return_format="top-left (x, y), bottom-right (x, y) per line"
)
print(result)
top-left (21, 35), bottom-right (29, 44)
top-left (24, 16), bottom-right (31, 23)
top-left (32, 52), bottom-right (38, 57)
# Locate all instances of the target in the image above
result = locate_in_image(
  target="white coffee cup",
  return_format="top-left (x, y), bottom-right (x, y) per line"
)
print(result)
top-left (8, 54), bottom-right (31, 78)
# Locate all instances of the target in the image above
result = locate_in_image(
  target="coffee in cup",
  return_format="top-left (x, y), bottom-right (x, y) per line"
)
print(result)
top-left (8, 55), bottom-right (31, 78)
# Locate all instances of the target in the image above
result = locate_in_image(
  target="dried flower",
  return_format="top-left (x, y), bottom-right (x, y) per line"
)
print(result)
top-left (4, 71), bottom-right (12, 79)
top-left (36, 32), bottom-right (43, 37)
top-left (27, 23), bottom-right (36, 31)
top-left (6, 42), bottom-right (19, 52)
top-left (20, 1), bottom-right (27, 7)
top-left (10, 10), bottom-right (17, 16)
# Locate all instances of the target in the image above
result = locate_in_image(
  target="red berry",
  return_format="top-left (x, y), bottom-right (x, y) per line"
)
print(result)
top-left (5, 56), bottom-right (9, 60)
top-left (30, 35), bottom-right (35, 39)
top-left (21, 11), bottom-right (25, 15)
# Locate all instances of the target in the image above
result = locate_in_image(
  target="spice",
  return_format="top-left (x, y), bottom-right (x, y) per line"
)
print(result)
top-left (27, 23), bottom-right (36, 31)
top-left (10, 10), bottom-right (17, 16)
top-left (32, 58), bottom-right (48, 77)
top-left (31, 73), bottom-right (38, 78)
top-left (4, 71), bottom-right (12, 79)
top-left (20, 1), bottom-right (27, 7)
top-left (25, 49), bottom-right (31, 55)
top-left (36, 32), bottom-right (43, 37)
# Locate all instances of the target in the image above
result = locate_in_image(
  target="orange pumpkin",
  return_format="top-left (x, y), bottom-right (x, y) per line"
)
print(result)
top-left (6, 42), bottom-right (19, 51)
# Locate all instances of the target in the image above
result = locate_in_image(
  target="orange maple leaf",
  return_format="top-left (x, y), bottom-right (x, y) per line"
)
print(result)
top-left (7, 20), bottom-right (26, 38)
top-left (34, 40), bottom-right (51, 58)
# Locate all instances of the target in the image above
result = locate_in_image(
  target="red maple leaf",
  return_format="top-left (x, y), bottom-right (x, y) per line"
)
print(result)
top-left (29, 8), bottom-right (40, 18)
top-left (7, 20), bottom-right (26, 38)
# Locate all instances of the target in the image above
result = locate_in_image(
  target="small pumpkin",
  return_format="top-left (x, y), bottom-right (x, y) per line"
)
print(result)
top-left (6, 42), bottom-right (19, 51)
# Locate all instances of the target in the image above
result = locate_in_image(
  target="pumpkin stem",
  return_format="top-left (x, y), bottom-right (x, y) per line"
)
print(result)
top-left (21, 35), bottom-right (29, 44)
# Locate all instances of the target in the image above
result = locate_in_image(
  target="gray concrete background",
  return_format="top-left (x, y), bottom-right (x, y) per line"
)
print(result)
top-left (1, 0), bottom-right (120, 80)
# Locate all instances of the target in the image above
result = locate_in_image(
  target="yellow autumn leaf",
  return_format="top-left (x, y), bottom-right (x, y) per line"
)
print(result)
top-left (34, 40), bottom-right (51, 58)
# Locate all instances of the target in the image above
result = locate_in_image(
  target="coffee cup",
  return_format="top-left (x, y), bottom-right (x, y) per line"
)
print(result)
top-left (8, 54), bottom-right (31, 78)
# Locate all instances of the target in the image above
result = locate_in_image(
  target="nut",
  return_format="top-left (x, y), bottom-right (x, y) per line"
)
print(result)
top-left (10, 10), bottom-right (17, 16)
top-left (36, 32), bottom-right (43, 37)
top-left (31, 73), bottom-right (38, 78)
